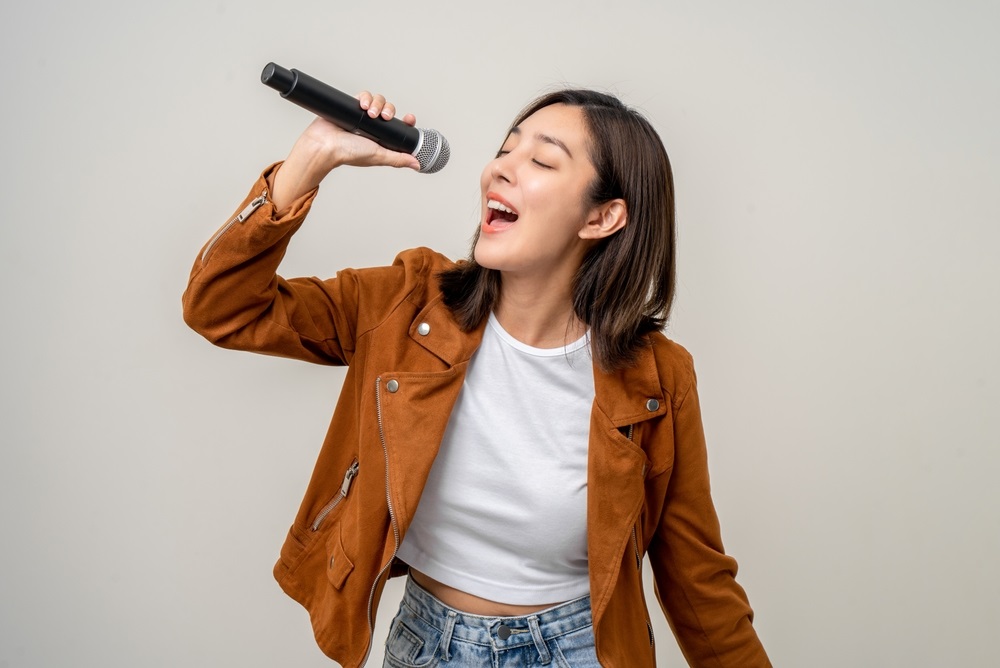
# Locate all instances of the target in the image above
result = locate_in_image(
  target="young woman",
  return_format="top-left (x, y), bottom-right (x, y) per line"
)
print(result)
top-left (183, 88), bottom-right (770, 667)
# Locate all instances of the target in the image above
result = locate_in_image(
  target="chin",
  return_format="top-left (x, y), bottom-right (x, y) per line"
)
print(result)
top-left (472, 242), bottom-right (501, 270)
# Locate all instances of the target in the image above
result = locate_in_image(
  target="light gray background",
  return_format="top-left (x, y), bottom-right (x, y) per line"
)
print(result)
top-left (1, 1), bottom-right (997, 666)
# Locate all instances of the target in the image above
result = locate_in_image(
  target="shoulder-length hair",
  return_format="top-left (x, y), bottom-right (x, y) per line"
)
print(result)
top-left (438, 89), bottom-right (676, 371)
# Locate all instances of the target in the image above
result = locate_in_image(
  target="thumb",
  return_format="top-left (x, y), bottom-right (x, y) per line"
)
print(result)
top-left (371, 145), bottom-right (421, 171)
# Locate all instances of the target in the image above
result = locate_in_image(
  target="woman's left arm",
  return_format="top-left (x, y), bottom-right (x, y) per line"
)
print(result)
top-left (646, 369), bottom-right (772, 667)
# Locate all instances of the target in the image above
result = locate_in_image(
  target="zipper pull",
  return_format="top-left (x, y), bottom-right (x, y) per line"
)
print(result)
top-left (236, 190), bottom-right (268, 222)
top-left (340, 460), bottom-right (359, 497)
top-left (199, 190), bottom-right (269, 263)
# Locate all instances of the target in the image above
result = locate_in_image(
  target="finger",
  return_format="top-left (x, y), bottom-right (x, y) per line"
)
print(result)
top-left (381, 102), bottom-right (396, 120)
top-left (400, 155), bottom-right (421, 171)
top-left (398, 152), bottom-right (421, 171)
top-left (401, 113), bottom-right (416, 127)
top-left (357, 91), bottom-right (373, 110)
top-left (373, 145), bottom-right (421, 171)
top-left (367, 94), bottom-right (386, 118)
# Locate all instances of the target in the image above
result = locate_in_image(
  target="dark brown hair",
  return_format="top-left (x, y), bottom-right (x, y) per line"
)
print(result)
top-left (438, 89), bottom-right (676, 371)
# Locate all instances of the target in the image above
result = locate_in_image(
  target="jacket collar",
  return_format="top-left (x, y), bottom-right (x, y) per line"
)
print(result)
top-left (412, 296), bottom-right (666, 426)
top-left (408, 295), bottom-right (487, 367)
top-left (593, 337), bottom-right (667, 427)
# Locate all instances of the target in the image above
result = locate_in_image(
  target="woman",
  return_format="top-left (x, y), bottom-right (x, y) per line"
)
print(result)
top-left (183, 88), bottom-right (770, 667)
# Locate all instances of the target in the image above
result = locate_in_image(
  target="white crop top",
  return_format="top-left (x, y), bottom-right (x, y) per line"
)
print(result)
top-left (395, 313), bottom-right (595, 604)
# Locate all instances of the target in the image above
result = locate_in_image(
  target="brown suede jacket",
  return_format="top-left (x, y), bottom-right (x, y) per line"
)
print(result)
top-left (182, 165), bottom-right (771, 667)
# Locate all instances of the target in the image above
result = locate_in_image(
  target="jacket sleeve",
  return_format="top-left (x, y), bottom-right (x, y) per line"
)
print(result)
top-left (647, 366), bottom-right (771, 667)
top-left (181, 163), bottom-right (403, 366)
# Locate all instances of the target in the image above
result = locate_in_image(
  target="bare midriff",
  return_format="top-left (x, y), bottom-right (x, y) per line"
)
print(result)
top-left (408, 568), bottom-right (566, 616)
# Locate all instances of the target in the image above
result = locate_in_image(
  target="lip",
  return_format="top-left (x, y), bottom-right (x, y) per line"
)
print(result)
top-left (486, 191), bottom-right (518, 214)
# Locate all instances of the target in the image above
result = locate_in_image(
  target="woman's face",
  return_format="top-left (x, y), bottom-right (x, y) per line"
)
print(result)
top-left (475, 103), bottom-right (600, 280)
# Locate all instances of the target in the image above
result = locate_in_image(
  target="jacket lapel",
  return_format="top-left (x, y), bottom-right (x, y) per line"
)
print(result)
top-left (587, 338), bottom-right (665, 621)
top-left (379, 299), bottom-right (487, 533)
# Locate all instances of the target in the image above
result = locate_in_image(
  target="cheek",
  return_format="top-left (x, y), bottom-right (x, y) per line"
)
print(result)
top-left (480, 163), bottom-right (493, 192)
top-left (524, 178), bottom-right (589, 227)
top-left (525, 174), bottom-right (585, 209)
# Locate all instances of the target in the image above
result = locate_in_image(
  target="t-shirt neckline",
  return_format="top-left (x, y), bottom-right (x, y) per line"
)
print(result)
top-left (487, 312), bottom-right (591, 357)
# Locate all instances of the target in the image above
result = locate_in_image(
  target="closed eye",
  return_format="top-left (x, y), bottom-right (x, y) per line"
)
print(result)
top-left (493, 148), bottom-right (552, 169)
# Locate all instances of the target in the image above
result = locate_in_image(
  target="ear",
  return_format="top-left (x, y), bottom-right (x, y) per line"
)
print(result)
top-left (579, 199), bottom-right (627, 240)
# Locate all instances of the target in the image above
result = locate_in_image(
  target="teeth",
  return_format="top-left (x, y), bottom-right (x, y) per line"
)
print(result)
top-left (487, 199), bottom-right (516, 215)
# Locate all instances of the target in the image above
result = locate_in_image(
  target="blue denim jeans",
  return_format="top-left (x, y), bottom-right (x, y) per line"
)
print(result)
top-left (383, 576), bottom-right (603, 667)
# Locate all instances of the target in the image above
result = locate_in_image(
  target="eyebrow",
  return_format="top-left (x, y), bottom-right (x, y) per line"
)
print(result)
top-left (508, 127), bottom-right (574, 158)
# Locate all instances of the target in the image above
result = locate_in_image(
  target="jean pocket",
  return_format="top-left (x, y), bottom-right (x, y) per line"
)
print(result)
top-left (383, 606), bottom-right (441, 668)
top-left (552, 626), bottom-right (602, 668)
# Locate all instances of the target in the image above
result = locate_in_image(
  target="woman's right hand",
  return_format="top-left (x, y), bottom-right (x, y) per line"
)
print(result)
top-left (271, 91), bottom-right (420, 211)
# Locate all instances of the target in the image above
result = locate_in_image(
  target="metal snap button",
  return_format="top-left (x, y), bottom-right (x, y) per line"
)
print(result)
top-left (497, 624), bottom-right (512, 640)
top-left (646, 398), bottom-right (659, 411)
top-left (386, 379), bottom-right (399, 393)
top-left (417, 322), bottom-right (431, 336)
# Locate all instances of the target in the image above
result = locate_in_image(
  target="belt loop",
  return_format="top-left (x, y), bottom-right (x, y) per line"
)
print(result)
top-left (527, 615), bottom-right (551, 664)
top-left (439, 610), bottom-right (457, 661)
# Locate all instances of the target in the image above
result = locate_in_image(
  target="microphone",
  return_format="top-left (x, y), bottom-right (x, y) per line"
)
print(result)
top-left (261, 62), bottom-right (450, 174)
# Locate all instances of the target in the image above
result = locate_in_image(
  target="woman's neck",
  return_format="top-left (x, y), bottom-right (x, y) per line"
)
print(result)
top-left (494, 273), bottom-right (587, 349)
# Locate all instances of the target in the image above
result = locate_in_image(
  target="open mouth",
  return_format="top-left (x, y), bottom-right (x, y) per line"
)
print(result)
top-left (486, 197), bottom-right (519, 227)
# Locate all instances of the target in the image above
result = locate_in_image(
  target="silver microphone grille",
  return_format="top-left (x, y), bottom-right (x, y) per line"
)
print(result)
top-left (414, 129), bottom-right (450, 174)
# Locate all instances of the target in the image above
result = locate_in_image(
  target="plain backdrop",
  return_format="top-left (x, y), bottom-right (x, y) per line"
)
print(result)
top-left (1, 1), bottom-right (998, 666)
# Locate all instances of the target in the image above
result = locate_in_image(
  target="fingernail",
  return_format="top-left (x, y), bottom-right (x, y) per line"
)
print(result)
top-left (381, 110), bottom-right (392, 119)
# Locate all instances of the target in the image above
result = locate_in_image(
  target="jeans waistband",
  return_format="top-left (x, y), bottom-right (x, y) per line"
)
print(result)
top-left (401, 574), bottom-right (593, 652)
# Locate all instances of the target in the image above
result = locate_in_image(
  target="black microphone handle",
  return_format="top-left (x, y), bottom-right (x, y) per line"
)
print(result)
top-left (261, 63), bottom-right (419, 154)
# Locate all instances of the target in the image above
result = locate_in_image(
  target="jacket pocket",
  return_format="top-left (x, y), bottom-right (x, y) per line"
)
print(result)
top-left (326, 529), bottom-right (355, 591)
top-left (310, 458), bottom-right (359, 532)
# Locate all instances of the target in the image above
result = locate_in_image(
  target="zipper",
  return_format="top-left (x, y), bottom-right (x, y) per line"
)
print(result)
top-left (310, 459), bottom-right (359, 531)
top-left (362, 377), bottom-right (401, 667)
top-left (200, 190), bottom-right (268, 263)
top-left (626, 422), bottom-right (653, 650)
top-left (627, 423), bottom-right (642, 570)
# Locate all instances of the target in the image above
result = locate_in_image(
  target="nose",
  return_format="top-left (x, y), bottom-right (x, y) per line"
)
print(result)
top-left (490, 153), bottom-right (513, 183)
